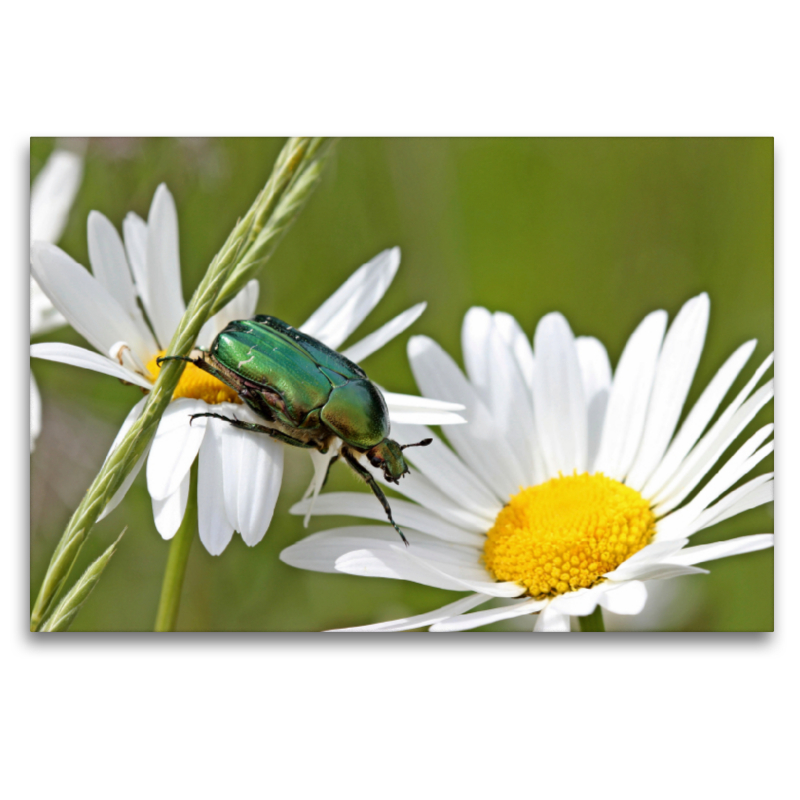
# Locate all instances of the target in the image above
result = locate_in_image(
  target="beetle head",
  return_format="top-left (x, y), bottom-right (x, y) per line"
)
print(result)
top-left (366, 437), bottom-right (432, 484)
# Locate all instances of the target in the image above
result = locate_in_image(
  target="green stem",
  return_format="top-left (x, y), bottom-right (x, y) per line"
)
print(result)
top-left (154, 465), bottom-right (198, 632)
top-left (579, 606), bottom-right (606, 632)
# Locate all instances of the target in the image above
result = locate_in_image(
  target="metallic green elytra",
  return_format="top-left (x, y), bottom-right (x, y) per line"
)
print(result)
top-left (158, 315), bottom-right (431, 545)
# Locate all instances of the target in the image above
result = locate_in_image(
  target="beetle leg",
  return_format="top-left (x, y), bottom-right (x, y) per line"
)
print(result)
top-left (156, 355), bottom-right (194, 366)
top-left (341, 448), bottom-right (409, 547)
top-left (158, 353), bottom-right (242, 395)
top-left (238, 386), bottom-right (276, 421)
top-left (188, 412), bottom-right (317, 449)
top-left (321, 453), bottom-right (340, 489)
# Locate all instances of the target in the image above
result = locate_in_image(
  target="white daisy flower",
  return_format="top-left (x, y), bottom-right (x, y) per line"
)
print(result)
top-left (282, 295), bottom-right (774, 631)
top-left (30, 147), bottom-right (84, 450)
top-left (30, 183), bottom-right (464, 555)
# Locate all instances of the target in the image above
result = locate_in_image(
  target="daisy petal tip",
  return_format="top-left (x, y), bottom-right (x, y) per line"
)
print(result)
top-left (683, 291), bottom-right (711, 318)
top-left (537, 310), bottom-right (572, 333)
top-left (407, 335), bottom-right (434, 358)
top-left (30, 239), bottom-right (57, 263)
top-left (288, 499), bottom-right (307, 516)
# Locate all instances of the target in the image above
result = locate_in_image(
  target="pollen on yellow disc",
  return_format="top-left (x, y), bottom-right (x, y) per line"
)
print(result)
top-left (146, 351), bottom-right (241, 405)
top-left (483, 472), bottom-right (656, 598)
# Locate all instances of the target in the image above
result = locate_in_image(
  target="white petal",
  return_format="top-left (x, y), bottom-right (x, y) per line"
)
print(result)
top-left (329, 594), bottom-right (490, 632)
top-left (100, 397), bottom-right (148, 461)
top-left (626, 294), bottom-right (710, 489)
top-left (594, 310), bottom-right (667, 480)
top-left (484, 320), bottom-right (536, 485)
top-left (382, 393), bottom-right (464, 413)
top-left (152, 472), bottom-right (190, 540)
top-left (430, 597), bottom-right (547, 632)
top-left (370, 466), bottom-right (495, 532)
top-left (30, 242), bottom-right (155, 367)
top-left (281, 528), bottom-right (361, 573)
top-left (532, 312), bottom-right (587, 477)
top-left (198, 279), bottom-right (260, 349)
top-left (389, 414), bottom-right (466, 431)
top-left (97, 444), bottom-right (150, 522)
top-left (219, 422), bottom-right (242, 533)
top-left (388, 422), bottom-right (501, 518)
top-left (576, 336), bottom-right (612, 473)
top-left (549, 587), bottom-right (602, 616)
top-left (122, 212), bottom-right (150, 312)
top-left (290, 491), bottom-right (485, 547)
top-left (335, 544), bottom-right (523, 596)
top-left (460, 308), bottom-right (535, 485)
top-left (300, 248), bottom-right (400, 349)
top-left (461, 307), bottom-right (493, 392)
top-left (88, 214), bottom-right (158, 363)
top-left (147, 399), bottom-right (209, 501)
top-left (341, 303), bottom-right (426, 364)
top-left (30, 149), bottom-right (83, 243)
top-left (197, 422), bottom-right (235, 555)
top-left (282, 527), bottom-right (523, 596)
top-left (301, 447), bottom-right (341, 525)
top-left (665, 534), bottom-right (774, 567)
top-left (388, 544), bottom-right (524, 597)
top-left (642, 340), bottom-right (756, 498)
top-left (533, 605), bottom-right (571, 632)
top-left (652, 380), bottom-right (774, 514)
top-left (689, 474), bottom-right (773, 535)
top-left (95, 397), bottom-right (149, 521)
top-left (657, 424), bottom-right (773, 534)
top-left (87, 212), bottom-right (157, 357)
top-left (382, 391), bottom-right (466, 426)
top-left (30, 342), bottom-right (153, 390)
top-left (597, 581), bottom-right (648, 615)
top-left (493, 311), bottom-right (535, 391)
top-left (407, 335), bottom-right (521, 498)
top-left (30, 372), bottom-right (42, 451)
top-left (145, 185), bottom-right (185, 348)
top-left (220, 422), bottom-right (284, 546)
top-left (576, 336), bottom-right (612, 400)
top-left (620, 537), bottom-right (689, 563)
top-left (30, 275), bottom-right (66, 335)
top-left (605, 561), bottom-right (707, 582)
top-left (494, 312), bottom-right (546, 484)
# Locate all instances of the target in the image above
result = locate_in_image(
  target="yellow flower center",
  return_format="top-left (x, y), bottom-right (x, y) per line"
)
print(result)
top-left (146, 350), bottom-right (241, 405)
top-left (483, 473), bottom-right (656, 598)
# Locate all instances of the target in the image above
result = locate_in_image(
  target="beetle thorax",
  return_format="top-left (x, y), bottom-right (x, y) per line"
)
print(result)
top-left (320, 379), bottom-right (390, 450)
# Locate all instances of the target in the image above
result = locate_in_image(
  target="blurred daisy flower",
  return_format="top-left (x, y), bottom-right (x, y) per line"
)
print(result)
top-left (31, 184), bottom-right (464, 555)
top-left (282, 295), bottom-right (774, 631)
top-left (30, 146), bottom-right (84, 449)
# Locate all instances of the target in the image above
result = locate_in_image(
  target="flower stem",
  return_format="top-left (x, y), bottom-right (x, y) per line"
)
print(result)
top-left (154, 464), bottom-right (198, 632)
top-left (579, 606), bottom-right (606, 632)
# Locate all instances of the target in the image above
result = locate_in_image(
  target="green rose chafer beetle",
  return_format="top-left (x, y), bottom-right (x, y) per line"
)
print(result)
top-left (158, 315), bottom-right (431, 545)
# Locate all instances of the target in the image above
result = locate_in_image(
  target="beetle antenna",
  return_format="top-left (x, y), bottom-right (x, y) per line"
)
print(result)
top-left (156, 355), bottom-right (195, 367)
top-left (401, 438), bottom-right (433, 451)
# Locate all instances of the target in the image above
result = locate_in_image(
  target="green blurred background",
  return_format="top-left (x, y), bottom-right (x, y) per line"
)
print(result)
top-left (30, 137), bottom-right (773, 632)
